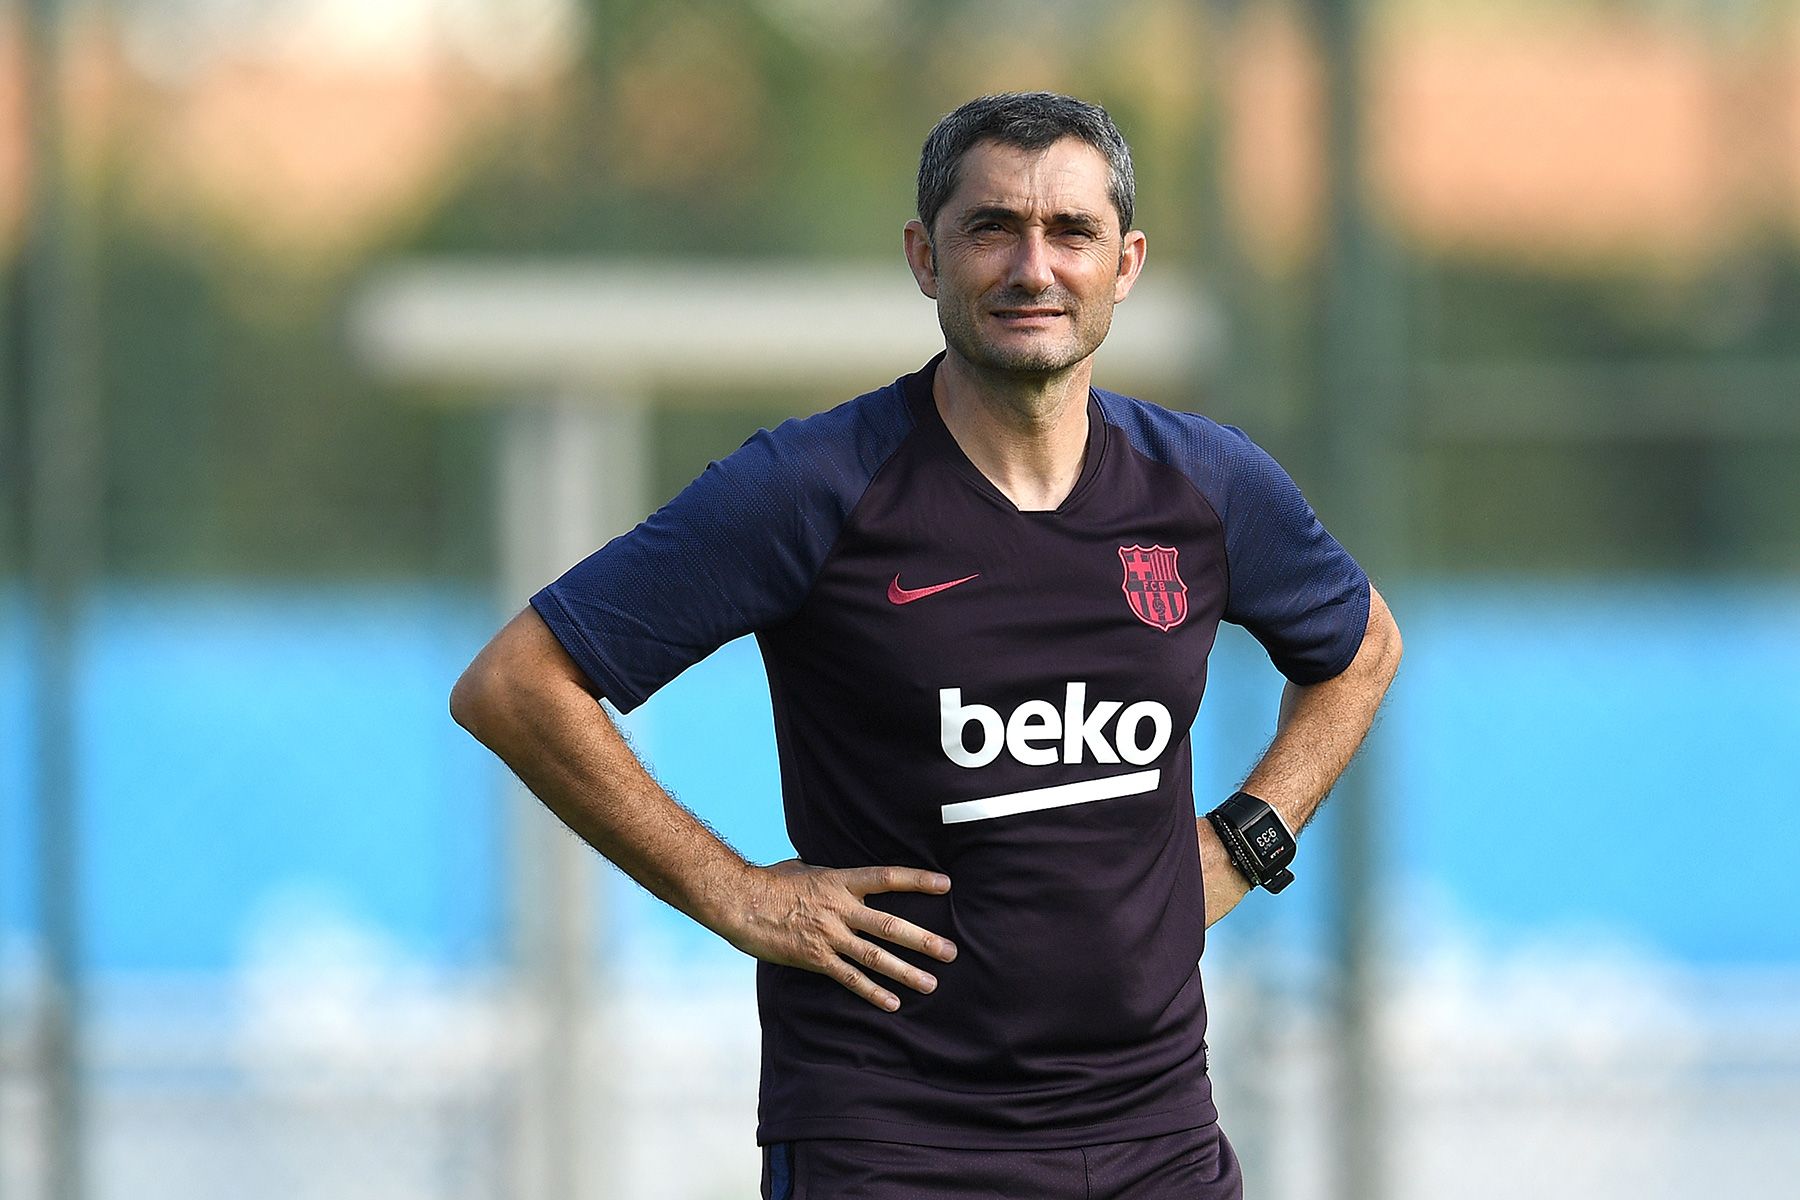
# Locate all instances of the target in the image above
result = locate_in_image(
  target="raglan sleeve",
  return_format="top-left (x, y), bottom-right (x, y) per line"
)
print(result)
top-left (527, 423), bottom-right (827, 713)
top-left (1215, 424), bottom-right (1371, 684)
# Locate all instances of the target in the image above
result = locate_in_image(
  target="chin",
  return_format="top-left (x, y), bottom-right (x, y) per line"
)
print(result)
top-left (983, 341), bottom-right (1092, 375)
top-left (996, 353), bottom-right (1080, 375)
top-left (960, 331), bottom-right (1088, 375)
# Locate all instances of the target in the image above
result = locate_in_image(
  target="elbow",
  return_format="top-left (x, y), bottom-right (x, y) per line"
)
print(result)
top-left (449, 654), bottom-right (506, 742)
top-left (1363, 585), bottom-right (1403, 689)
top-left (448, 664), bottom-right (483, 736)
top-left (451, 607), bottom-right (588, 744)
top-left (1374, 608), bottom-right (1403, 688)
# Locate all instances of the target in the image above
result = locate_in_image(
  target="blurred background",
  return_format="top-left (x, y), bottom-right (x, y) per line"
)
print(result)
top-left (2, 0), bottom-right (1798, 1197)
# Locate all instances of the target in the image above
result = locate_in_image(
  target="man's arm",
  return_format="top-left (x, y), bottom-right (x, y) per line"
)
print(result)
top-left (1198, 583), bottom-right (1403, 926)
top-left (450, 607), bottom-right (957, 1010)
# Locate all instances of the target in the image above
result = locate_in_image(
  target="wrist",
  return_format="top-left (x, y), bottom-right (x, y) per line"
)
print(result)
top-left (1205, 791), bottom-right (1298, 894)
top-left (688, 855), bottom-right (761, 938)
top-left (1198, 819), bottom-right (1253, 926)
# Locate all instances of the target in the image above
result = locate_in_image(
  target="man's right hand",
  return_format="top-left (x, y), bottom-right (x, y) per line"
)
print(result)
top-left (713, 859), bottom-right (957, 1011)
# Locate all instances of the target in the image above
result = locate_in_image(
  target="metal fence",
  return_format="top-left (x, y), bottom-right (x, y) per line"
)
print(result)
top-left (6, 958), bottom-right (1799, 1199)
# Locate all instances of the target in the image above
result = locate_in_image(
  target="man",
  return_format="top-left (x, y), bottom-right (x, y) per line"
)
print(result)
top-left (452, 92), bottom-right (1401, 1199)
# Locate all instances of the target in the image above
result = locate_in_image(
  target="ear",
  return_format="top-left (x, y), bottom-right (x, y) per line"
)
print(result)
top-left (1112, 228), bottom-right (1148, 304)
top-left (902, 219), bottom-right (938, 299)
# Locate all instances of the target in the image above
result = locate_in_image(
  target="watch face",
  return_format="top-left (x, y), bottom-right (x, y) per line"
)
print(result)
top-left (1244, 812), bottom-right (1293, 866)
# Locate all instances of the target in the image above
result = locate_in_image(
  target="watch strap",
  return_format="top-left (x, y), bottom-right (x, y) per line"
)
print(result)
top-left (1205, 791), bottom-right (1297, 894)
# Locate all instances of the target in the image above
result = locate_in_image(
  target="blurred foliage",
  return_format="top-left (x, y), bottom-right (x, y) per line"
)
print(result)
top-left (87, 221), bottom-right (493, 579)
top-left (1410, 242), bottom-right (1800, 572)
top-left (1424, 244), bottom-right (1800, 360)
top-left (407, 0), bottom-right (1210, 261)
top-left (4, 0), bottom-right (1797, 585)
top-left (1419, 438), bottom-right (1800, 573)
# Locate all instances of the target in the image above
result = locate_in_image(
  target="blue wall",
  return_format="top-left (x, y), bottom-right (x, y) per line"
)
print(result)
top-left (0, 586), bottom-right (503, 971)
top-left (2, 580), bottom-right (1796, 974)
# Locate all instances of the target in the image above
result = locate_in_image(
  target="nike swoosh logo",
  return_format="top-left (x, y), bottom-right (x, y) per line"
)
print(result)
top-left (887, 573), bottom-right (979, 605)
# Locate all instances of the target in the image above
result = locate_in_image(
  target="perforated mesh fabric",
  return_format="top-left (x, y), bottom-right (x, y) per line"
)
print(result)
top-left (1094, 389), bottom-right (1371, 683)
top-left (531, 382), bottom-right (916, 711)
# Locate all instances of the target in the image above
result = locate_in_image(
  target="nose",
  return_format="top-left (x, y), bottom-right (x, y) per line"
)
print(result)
top-left (1005, 227), bottom-right (1055, 296)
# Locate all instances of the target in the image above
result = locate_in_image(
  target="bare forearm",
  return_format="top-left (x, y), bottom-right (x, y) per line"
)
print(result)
top-left (450, 612), bottom-right (750, 932)
top-left (452, 608), bottom-right (956, 1010)
top-left (1244, 585), bottom-right (1402, 833)
top-left (1198, 584), bottom-right (1402, 926)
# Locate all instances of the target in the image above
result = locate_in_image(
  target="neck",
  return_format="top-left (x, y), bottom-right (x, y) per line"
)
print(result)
top-left (932, 349), bottom-right (1094, 511)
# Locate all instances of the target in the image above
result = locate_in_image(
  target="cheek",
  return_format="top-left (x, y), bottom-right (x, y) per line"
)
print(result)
top-left (1061, 259), bottom-right (1122, 302)
top-left (1078, 244), bottom-right (1124, 275)
top-left (945, 266), bottom-right (1008, 306)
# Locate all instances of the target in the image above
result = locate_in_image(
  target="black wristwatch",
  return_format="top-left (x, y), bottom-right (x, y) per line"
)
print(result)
top-left (1205, 791), bottom-right (1297, 894)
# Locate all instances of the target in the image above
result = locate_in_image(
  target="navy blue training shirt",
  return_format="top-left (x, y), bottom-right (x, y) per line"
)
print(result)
top-left (531, 354), bottom-right (1370, 1149)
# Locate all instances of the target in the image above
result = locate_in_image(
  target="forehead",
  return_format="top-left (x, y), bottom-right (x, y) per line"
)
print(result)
top-left (944, 137), bottom-right (1116, 225)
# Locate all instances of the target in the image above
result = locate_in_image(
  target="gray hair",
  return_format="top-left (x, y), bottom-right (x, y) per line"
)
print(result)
top-left (916, 92), bottom-right (1136, 235)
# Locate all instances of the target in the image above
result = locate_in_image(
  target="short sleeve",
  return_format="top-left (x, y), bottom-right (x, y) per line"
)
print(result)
top-left (1216, 425), bottom-right (1371, 684)
top-left (529, 386), bottom-right (914, 712)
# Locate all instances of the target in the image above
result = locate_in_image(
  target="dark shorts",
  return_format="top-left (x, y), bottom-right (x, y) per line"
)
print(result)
top-left (760, 1124), bottom-right (1243, 1200)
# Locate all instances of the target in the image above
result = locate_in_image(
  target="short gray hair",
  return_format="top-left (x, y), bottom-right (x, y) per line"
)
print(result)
top-left (916, 92), bottom-right (1136, 235)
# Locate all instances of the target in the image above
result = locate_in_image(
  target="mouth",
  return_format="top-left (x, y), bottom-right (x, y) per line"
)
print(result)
top-left (990, 307), bottom-right (1066, 323)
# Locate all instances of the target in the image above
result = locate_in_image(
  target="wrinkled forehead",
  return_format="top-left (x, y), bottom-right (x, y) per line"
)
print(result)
top-left (942, 137), bottom-right (1119, 229)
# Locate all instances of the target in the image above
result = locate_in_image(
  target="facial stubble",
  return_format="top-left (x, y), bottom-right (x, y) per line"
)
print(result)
top-left (937, 289), bottom-right (1117, 379)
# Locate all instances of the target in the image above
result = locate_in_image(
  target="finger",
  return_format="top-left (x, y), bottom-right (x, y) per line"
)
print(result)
top-left (823, 956), bottom-right (901, 1011)
top-left (841, 935), bottom-right (939, 995)
top-left (841, 865), bottom-right (951, 897)
top-left (844, 904), bottom-right (958, 963)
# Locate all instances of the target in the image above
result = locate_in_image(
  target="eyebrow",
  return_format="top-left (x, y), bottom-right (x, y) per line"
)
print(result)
top-left (958, 205), bottom-right (1106, 230)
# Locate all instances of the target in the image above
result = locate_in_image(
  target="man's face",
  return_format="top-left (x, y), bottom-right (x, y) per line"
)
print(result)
top-left (904, 137), bottom-right (1147, 377)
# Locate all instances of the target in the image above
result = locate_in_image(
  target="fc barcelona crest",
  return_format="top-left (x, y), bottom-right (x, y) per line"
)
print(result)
top-left (1118, 544), bottom-right (1189, 632)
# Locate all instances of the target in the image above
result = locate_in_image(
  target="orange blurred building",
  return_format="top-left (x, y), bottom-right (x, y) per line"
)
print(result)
top-left (4, 6), bottom-right (1798, 271)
